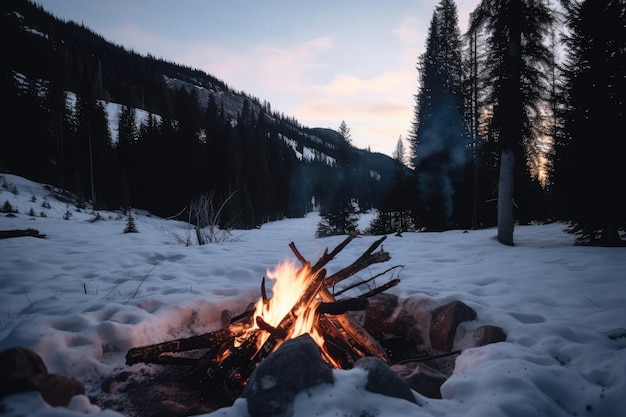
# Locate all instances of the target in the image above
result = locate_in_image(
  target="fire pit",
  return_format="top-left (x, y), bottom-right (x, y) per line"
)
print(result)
top-left (122, 233), bottom-right (506, 414)
top-left (126, 233), bottom-right (399, 398)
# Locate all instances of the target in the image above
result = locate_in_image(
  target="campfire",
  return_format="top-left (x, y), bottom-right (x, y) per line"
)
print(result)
top-left (126, 233), bottom-right (402, 398)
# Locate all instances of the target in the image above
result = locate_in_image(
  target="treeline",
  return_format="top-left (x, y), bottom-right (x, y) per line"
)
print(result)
top-left (1, 0), bottom-right (391, 228)
top-left (0, 71), bottom-right (388, 227)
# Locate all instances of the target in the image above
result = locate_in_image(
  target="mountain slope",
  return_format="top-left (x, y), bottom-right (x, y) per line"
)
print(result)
top-left (1, 0), bottom-right (396, 225)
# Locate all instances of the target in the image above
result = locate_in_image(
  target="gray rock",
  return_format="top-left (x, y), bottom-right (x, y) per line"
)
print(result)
top-left (473, 325), bottom-right (507, 347)
top-left (354, 356), bottom-right (418, 404)
top-left (391, 361), bottom-right (447, 399)
top-left (242, 334), bottom-right (334, 417)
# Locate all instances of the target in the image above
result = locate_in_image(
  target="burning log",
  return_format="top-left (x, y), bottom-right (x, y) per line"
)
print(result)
top-left (125, 233), bottom-right (401, 397)
top-left (126, 321), bottom-right (250, 366)
top-left (291, 235), bottom-right (393, 364)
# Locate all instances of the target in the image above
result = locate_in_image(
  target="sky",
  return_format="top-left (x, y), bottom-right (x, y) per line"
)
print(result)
top-left (1, 172), bottom-right (625, 417)
top-left (32, 0), bottom-right (482, 156)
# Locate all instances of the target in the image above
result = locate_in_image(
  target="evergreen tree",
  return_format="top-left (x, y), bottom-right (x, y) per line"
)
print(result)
top-left (117, 105), bottom-right (139, 200)
top-left (131, 112), bottom-right (159, 211)
top-left (338, 120), bottom-right (352, 144)
top-left (316, 196), bottom-right (359, 237)
top-left (391, 136), bottom-right (407, 167)
top-left (553, 0), bottom-right (626, 245)
top-left (369, 137), bottom-right (416, 235)
top-left (469, 0), bottom-right (554, 244)
top-left (409, 0), bottom-right (471, 231)
top-left (45, 77), bottom-right (71, 191)
top-left (74, 75), bottom-right (129, 209)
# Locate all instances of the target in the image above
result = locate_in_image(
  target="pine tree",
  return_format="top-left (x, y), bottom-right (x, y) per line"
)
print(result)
top-left (117, 105), bottom-right (139, 200)
top-left (123, 212), bottom-right (139, 233)
top-left (391, 136), bottom-right (407, 167)
top-left (469, 0), bottom-right (554, 244)
top-left (338, 120), bottom-right (352, 144)
top-left (409, 0), bottom-right (471, 231)
top-left (369, 137), bottom-right (416, 235)
top-left (316, 197), bottom-right (359, 238)
top-left (553, 0), bottom-right (626, 245)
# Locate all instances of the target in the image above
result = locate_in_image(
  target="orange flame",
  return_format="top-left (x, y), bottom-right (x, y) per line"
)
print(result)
top-left (252, 260), bottom-right (325, 350)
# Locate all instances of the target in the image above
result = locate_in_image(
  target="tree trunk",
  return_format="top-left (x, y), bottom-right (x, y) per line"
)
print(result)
top-left (497, 148), bottom-right (515, 246)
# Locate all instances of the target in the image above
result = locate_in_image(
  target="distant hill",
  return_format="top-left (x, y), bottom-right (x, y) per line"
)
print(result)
top-left (1, 0), bottom-right (397, 226)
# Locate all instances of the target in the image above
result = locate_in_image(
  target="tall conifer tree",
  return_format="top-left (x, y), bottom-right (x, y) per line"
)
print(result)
top-left (554, 0), bottom-right (626, 245)
top-left (469, 0), bottom-right (553, 245)
top-left (409, 0), bottom-right (471, 231)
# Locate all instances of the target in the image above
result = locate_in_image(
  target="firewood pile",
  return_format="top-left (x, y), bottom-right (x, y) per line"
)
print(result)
top-left (126, 233), bottom-right (402, 398)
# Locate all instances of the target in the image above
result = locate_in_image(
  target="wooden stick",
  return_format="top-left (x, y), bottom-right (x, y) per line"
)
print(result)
top-left (334, 265), bottom-right (404, 296)
top-left (125, 321), bottom-right (249, 365)
top-left (357, 278), bottom-right (400, 299)
top-left (323, 250), bottom-right (390, 288)
top-left (316, 315), bottom-right (362, 367)
top-left (288, 241), bottom-right (308, 265)
top-left (261, 276), bottom-right (268, 302)
top-left (288, 238), bottom-right (391, 363)
top-left (256, 316), bottom-right (287, 339)
top-left (317, 298), bottom-right (368, 315)
top-left (289, 237), bottom-right (391, 289)
top-left (395, 350), bottom-right (463, 364)
top-left (310, 231), bottom-right (359, 272)
top-left (229, 306), bottom-right (255, 324)
top-left (318, 287), bottom-right (390, 363)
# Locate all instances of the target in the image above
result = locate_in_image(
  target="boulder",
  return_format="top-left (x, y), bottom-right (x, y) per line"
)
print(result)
top-left (429, 300), bottom-right (477, 351)
top-left (354, 356), bottom-right (418, 404)
top-left (242, 334), bottom-right (334, 417)
top-left (0, 347), bottom-right (48, 399)
top-left (473, 325), bottom-right (507, 346)
top-left (0, 346), bottom-right (84, 407)
top-left (30, 373), bottom-right (85, 407)
top-left (391, 361), bottom-right (447, 399)
top-left (363, 293), bottom-right (400, 338)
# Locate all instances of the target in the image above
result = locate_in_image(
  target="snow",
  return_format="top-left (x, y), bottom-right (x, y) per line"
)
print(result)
top-left (1, 172), bottom-right (625, 417)
top-left (101, 100), bottom-right (158, 144)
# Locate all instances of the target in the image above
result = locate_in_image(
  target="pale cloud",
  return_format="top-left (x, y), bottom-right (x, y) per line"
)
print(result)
top-left (391, 15), bottom-right (428, 85)
top-left (248, 36), bottom-right (335, 91)
top-left (306, 71), bottom-right (412, 97)
top-left (393, 15), bottom-right (422, 46)
top-left (293, 70), bottom-right (413, 123)
top-left (174, 35), bottom-right (335, 96)
top-left (291, 69), bottom-right (416, 155)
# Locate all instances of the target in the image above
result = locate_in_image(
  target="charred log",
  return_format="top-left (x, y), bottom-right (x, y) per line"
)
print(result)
top-left (125, 321), bottom-right (249, 365)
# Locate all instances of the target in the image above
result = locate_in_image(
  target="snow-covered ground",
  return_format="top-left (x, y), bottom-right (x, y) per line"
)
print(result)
top-left (1, 173), bottom-right (625, 417)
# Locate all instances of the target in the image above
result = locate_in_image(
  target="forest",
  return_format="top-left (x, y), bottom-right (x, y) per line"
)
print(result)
top-left (1, 0), bottom-right (624, 245)
top-left (0, 0), bottom-right (393, 229)
top-left (385, 0), bottom-right (625, 246)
